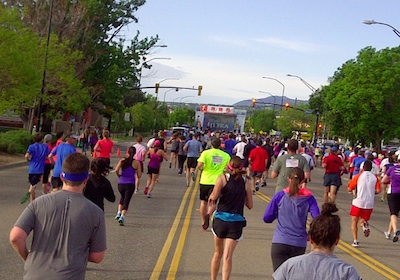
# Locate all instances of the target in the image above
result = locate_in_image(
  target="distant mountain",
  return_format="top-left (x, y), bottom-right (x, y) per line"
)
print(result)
top-left (233, 96), bottom-right (308, 108)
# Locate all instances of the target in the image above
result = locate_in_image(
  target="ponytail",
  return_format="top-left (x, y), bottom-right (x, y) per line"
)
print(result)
top-left (288, 167), bottom-right (304, 197)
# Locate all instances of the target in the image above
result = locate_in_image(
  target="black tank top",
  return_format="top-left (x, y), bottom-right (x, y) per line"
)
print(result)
top-left (217, 174), bottom-right (246, 216)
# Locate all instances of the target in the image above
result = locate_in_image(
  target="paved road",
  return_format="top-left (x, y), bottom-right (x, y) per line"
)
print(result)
top-left (1, 142), bottom-right (400, 279)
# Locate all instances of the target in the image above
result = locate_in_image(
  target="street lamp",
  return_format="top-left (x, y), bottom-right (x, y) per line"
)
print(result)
top-left (262, 76), bottom-right (285, 112)
top-left (363, 20), bottom-right (400, 38)
top-left (287, 74), bottom-right (317, 92)
top-left (287, 74), bottom-right (320, 144)
top-left (258, 91), bottom-right (276, 111)
top-left (156, 78), bottom-right (179, 100)
top-left (139, 57), bottom-right (171, 86)
top-left (163, 88), bottom-right (179, 103)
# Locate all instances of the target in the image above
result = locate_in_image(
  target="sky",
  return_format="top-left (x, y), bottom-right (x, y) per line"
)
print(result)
top-left (122, 1), bottom-right (400, 106)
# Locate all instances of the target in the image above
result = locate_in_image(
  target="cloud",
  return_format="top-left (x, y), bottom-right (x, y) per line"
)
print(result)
top-left (254, 37), bottom-right (327, 53)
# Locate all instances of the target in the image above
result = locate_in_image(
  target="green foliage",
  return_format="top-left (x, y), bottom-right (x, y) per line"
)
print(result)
top-left (276, 105), bottom-right (315, 138)
top-left (169, 107), bottom-right (195, 128)
top-left (249, 109), bottom-right (276, 133)
top-left (0, 129), bottom-right (32, 153)
top-left (322, 46), bottom-right (400, 151)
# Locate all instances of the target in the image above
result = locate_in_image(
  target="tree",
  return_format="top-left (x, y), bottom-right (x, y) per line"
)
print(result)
top-left (169, 107), bottom-right (195, 128)
top-left (0, 6), bottom-right (89, 128)
top-left (322, 46), bottom-right (400, 152)
top-left (276, 104), bottom-right (314, 139)
top-left (249, 109), bottom-right (276, 134)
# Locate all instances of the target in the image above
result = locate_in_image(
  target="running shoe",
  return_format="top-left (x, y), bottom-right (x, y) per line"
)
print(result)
top-left (351, 241), bottom-right (360, 247)
top-left (134, 189), bottom-right (138, 194)
top-left (114, 213), bottom-right (121, 220)
top-left (202, 214), bottom-right (210, 230)
top-left (384, 231), bottom-right (391, 240)
top-left (261, 182), bottom-right (267, 188)
top-left (255, 182), bottom-right (259, 191)
top-left (252, 190), bottom-right (255, 195)
top-left (144, 186), bottom-right (149, 195)
top-left (363, 221), bottom-right (370, 237)
top-left (169, 163), bottom-right (172, 168)
top-left (393, 230), bottom-right (400, 242)
top-left (147, 193), bottom-right (152, 198)
top-left (191, 172), bottom-right (196, 181)
top-left (20, 191), bottom-right (30, 204)
top-left (118, 216), bottom-right (124, 226)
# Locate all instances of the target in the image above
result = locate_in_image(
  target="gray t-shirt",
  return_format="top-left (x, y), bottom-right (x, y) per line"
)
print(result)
top-left (185, 139), bottom-right (203, 158)
top-left (15, 190), bottom-right (106, 280)
top-left (272, 153), bottom-right (310, 193)
top-left (273, 251), bottom-right (361, 280)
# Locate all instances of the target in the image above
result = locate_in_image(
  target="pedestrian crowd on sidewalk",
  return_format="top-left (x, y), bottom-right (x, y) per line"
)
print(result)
top-left (10, 127), bottom-right (400, 279)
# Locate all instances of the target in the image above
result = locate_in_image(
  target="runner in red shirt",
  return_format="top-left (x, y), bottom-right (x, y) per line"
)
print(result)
top-left (249, 138), bottom-right (269, 194)
top-left (94, 130), bottom-right (114, 167)
top-left (322, 146), bottom-right (345, 203)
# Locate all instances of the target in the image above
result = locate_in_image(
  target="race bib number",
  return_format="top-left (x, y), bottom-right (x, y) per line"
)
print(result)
top-left (212, 156), bottom-right (223, 164)
top-left (286, 158), bottom-right (299, 168)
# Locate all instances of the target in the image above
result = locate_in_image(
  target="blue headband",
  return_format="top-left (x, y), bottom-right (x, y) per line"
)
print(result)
top-left (61, 172), bottom-right (89, 182)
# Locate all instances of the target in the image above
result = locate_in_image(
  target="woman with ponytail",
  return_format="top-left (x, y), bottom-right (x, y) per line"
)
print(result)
top-left (144, 140), bottom-right (168, 198)
top-left (273, 203), bottom-right (361, 279)
top-left (264, 167), bottom-right (320, 272)
top-left (114, 146), bottom-right (142, 226)
top-left (208, 156), bottom-right (253, 280)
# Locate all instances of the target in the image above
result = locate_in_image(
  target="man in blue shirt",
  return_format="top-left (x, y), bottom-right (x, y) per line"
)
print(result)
top-left (48, 133), bottom-right (78, 191)
top-left (223, 133), bottom-right (237, 156)
top-left (24, 133), bottom-right (50, 202)
top-left (184, 132), bottom-right (203, 187)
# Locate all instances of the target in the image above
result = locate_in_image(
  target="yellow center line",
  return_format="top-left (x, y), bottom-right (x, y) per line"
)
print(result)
top-left (150, 183), bottom-right (193, 280)
top-left (167, 176), bottom-right (200, 278)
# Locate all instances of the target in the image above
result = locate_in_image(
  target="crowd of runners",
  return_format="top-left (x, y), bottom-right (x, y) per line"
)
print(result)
top-left (9, 128), bottom-right (400, 279)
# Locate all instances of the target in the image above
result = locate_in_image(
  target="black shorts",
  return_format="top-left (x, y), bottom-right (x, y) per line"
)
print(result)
top-left (28, 174), bottom-right (42, 186)
top-left (187, 157), bottom-right (198, 169)
top-left (148, 166), bottom-right (160, 175)
top-left (387, 193), bottom-right (400, 216)
top-left (51, 177), bottom-right (63, 189)
top-left (212, 218), bottom-right (244, 240)
top-left (43, 163), bottom-right (53, 184)
top-left (266, 158), bottom-right (272, 169)
top-left (199, 184), bottom-right (214, 201)
top-left (323, 173), bottom-right (341, 187)
top-left (251, 171), bottom-right (264, 178)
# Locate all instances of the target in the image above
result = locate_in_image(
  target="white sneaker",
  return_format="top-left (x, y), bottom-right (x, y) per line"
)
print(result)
top-left (351, 241), bottom-right (360, 247)
top-left (384, 231), bottom-right (391, 240)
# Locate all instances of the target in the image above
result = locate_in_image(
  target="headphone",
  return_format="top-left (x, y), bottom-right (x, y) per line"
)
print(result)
top-left (228, 162), bottom-right (243, 170)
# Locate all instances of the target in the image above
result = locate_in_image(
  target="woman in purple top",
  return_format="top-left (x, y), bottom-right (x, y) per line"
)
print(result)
top-left (264, 167), bottom-right (320, 271)
top-left (144, 140), bottom-right (168, 198)
top-left (382, 158), bottom-right (400, 242)
top-left (114, 146), bottom-right (142, 226)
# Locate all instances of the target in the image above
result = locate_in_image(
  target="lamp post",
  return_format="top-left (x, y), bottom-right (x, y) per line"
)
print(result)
top-left (363, 20), bottom-right (400, 38)
top-left (163, 88), bottom-right (179, 103)
top-left (262, 76), bottom-right (285, 112)
top-left (287, 74), bottom-right (320, 144)
top-left (258, 91), bottom-right (276, 111)
top-left (156, 78), bottom-right (179, 100)
top-left (139, 57), bottom-right (171, 87)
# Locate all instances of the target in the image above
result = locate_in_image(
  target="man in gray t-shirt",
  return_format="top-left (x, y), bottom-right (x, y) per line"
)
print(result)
top-left (10, 153), bottom-right (106, 280)
top-left (271, 139), bottom-right (310, 193)
top-left (184, 132), bottom-right (204, 186)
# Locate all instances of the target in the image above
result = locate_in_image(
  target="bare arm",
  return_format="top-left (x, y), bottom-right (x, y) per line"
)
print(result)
top-left (133, 160), bottom-right (142, 178)
top-left (88, 251), bottom-right (105, 263)
top-left (270, 171), bottom-right (278, 179)
top-left (115, 160), bottom-right (123, 177)
top-left (9, 227), bottom-right (29, 261)
top-left (245, 179), bottom-right (253, 209)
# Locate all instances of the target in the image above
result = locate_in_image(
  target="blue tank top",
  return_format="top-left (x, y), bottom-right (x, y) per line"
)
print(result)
top-left (118, 165), bottom-right (136, 184)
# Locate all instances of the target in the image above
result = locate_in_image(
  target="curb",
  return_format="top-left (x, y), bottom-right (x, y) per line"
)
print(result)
top-left (0, 161), bottom-right (28, 171)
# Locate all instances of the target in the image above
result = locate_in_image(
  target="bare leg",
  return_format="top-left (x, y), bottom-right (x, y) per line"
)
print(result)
top-left (351, 216), bottom-right (359, 241)
top-left (222, 238), bottom-right (238, 280)
top-left (329, 185), bottom-right (337, 203)
top-left (323, 186), bottom-right (330, 203)
top-left (29, 185), bottom-right (36, 202)
top-left (148, 173), bottom-right (159, 194)
top-left (200, 200), bottom-right (208, 225)
top-left (211, 236), bottom-right (224, 280)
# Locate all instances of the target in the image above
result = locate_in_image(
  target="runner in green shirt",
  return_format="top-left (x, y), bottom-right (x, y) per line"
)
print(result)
top-left (197, 138), bottom-right (230, 230)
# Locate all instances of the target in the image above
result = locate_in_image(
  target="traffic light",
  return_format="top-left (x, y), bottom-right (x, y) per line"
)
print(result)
top-left (155, 83), bottom-right (160, 94)
top-left (198, 85), bottom-right (202, 96)
top-left (252, 98), bottom-right (256, 107)
top-left (318, 123), bottom-right (322, 129)
top-left (285, 102), bottom-right (290, 110)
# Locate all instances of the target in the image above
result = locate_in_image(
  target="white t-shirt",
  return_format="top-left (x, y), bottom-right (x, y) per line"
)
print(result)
top-left (360, 161), bottom-right (379, 175)
top-left (233, 142), bottom-right (246, 159)
top-left (352, 171), bottom-right (379, 209)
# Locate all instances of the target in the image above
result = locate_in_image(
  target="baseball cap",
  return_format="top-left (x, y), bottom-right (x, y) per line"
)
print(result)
top-left (331, 146), bottom-right (338, 152)
top-left (154, 140), bottom-right (161, 147)
top-left (66, 133), bottom-right (79, 140)
top-left (43, 134), bottom-right (52, 142)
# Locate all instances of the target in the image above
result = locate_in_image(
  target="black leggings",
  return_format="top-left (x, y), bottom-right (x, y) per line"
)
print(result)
top-left (178, 155), bottom-right (187, 171)
top-left (118, 183), bottom-right (134, 211)
top-left (271, 243), bottom-right (306, 271)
